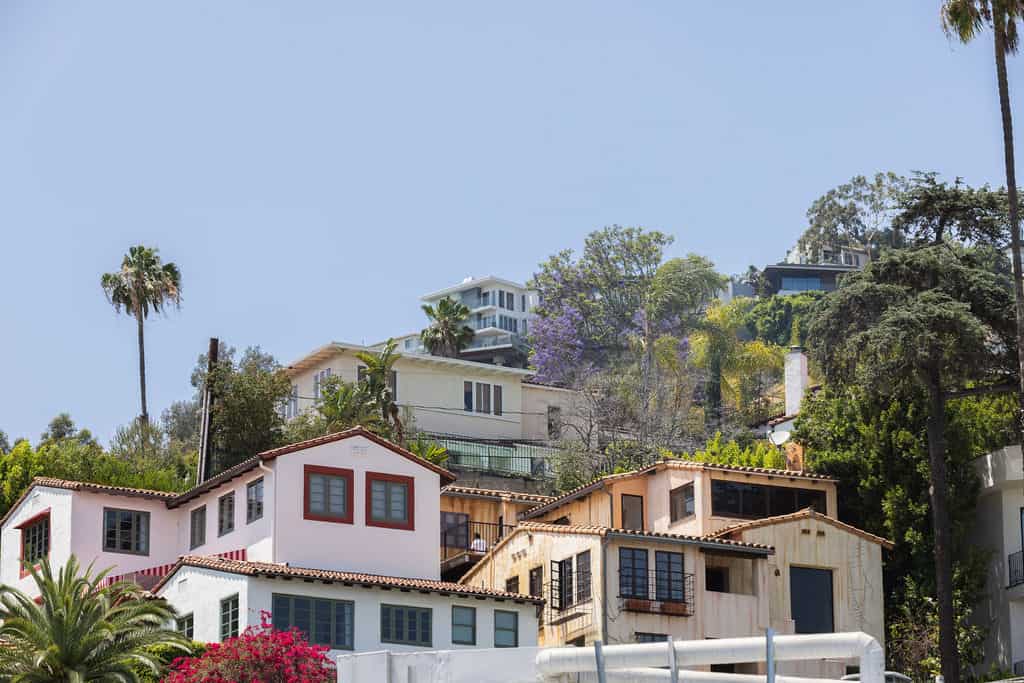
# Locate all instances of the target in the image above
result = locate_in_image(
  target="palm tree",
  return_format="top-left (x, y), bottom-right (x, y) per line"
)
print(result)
top-left (0, 555), bottom-right (188, 682)
top-left (101, 245), bottom-right (182, 424)
top-left (941, 4), bottom-right (1024, 679)
top-left (355, 340), bottom-right (404, 442)
top-left (420, 297), bottom-right (474, 358)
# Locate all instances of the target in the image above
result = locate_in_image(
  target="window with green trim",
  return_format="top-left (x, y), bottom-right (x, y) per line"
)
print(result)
top-left (271, 593), bottom-right (353, 650)
top-left (451, 606), bottom-right (476, 645)
top-left (494, 610), bottom-right (518, 648)
top-left (380, 604), bottom-right (431, 647)
top-left (220, 594), bottom-right (239, 641)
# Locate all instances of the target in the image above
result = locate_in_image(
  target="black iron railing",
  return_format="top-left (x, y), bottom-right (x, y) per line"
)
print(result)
top-left (544, 573), bottom-right (593, 627)
top-left (1009, 550), bottom-right (1024, 588)
top-left (618, 570), bottom-right (695, 617)
top-left (440, 519), bottom-right (505, 562)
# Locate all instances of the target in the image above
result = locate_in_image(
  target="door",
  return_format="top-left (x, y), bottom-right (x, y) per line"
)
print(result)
top-left (789, 566), bottom-right (834, 633)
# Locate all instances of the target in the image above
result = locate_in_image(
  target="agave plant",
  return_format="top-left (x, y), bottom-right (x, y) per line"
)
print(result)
top-left (0, 555), bottom-right (188, 682)
top-left (405, 433), bottom-right (449, 466)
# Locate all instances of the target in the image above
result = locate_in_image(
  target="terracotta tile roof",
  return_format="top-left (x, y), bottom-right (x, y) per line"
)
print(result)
top-left (152, 556), bottom-right (543, 604)
top-left (0, 477), bottom-right (177, 527)
top-left (441, 485), bottom-right (555, 505)
top-left (706, 508), bottom-right (894, 550)
top-left (521, 459), bottom-right (834, 521)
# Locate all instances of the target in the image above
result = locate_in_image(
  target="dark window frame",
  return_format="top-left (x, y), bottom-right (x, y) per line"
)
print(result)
top-left (189, 505), bottom-right (206, 550)
top-left (655, 551), bottom-right (685, 603)
top-left (506, 576), bottom-right (520, 594)
top-left (618, 547), bottom-right (648, 599)
top-left (271, 592), bottom-right (354, 650)
top-left (220, 594), bottom-right (239, 641)
top-left (494, 610), bottom-right (518, 648)
top-left (529, 566), bottom-right (544, 598)
top-left (366, 472), bottom-right (415, 531)
top-left (621, 494), bottom-right (644, 531)
top-left (670, 483), bottom-right (695, 523)
top-left (103, 507), bottom-right (151, 556)
top-left (380, 604), bottom-right (432, 647)
top-left (710, 480), bottom-right (827, 520)
top-left (218, 491), bottom-right (235, 537)
top-left (176, 613), bottom-right (194, 639)
top-left (493, 385), bottom-right (503, 416)
top-left (17, 509), bottom-right (50, 576)
top-left (246, 477), bottom-right (264, 523)
top-left (304, 465), bottom-right (354, 524)
top-left (576, 550), bottom-right (592, 603)
top-left (451, 605), bottom-right (476, 645)
top-left (463, 381), bottom-right (473, 411)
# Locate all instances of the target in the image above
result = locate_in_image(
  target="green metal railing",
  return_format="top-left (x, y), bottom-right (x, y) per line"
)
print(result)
top-left (425, 433), bottom-right (558, 478)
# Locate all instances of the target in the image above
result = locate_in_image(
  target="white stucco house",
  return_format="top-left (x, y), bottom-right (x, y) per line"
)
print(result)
top-left (0, 428), bottom-right (541, 655)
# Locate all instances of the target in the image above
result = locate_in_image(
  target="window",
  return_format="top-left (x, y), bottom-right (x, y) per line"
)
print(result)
top-left (286, 384), bottom-right (299, 419)
top-left (367, 472), bottom-right (414, 530)
top-left (498, 291), bottom-right (505, 308)
top-left (621, 494), bottom-right (644, 531)
top-left (475, 382), bottom-right (491, 414)
top-left (576, 550), bottom-right (592, 603)
top-left (220, 594), bottom-right (239, 641)
top-left (247, 478), bottom-right (264, 523)
top-left (780, 276), bottom-right (823, 291)
top-left (380, 604), bottom-right (432, 647)
top-left (529, 566), bottom-right (544, 598)
top-left (547, 406), bottom-right (562, 439)
top-left (218, 492), bottom-right (235, 537)
top-left (655, 551), bottom-right (685, 603)
top-left (493, 385), bottom-right (503, 416)
top-left (521, 294), bottom-right (527, 312)
top-left (451, 606), bottom-right (476, 645)
top-left (304, 465), bottom-right (353, 523)
top-left (18, 511), bottom-right (50, 572)
top-left (464, 381), bottom-right (473, 411)
top-left (176, 614), bottom-right (194, 639)
top-left (706, 566), bottom-right (730, 593)
top-left (790, 567), bottom-right (834, 633)
top-left (441, 511), bottom-right (469, 548)
top-left (313, 368), bottom-right (332, 400)
top-left (711, 481), bottom-right (826, 520)
top-left (670, 483), bottom-right (695, 522)
top-left (494, 610), bottom-right (518, 648)
top-left (189, 506), bottom-right (206, 549)
top-left (619, 547), bottom-right (648, 599)
top-left (388, 370), bottom-right (398, 401)
top-left (506, 576), bottom-right (520, 594)
top-left (272, 593), bottom-right (353, 650)
top-left (636, 632), bottom-right (668, 643)
top-left (104, 508), bottom-right (150, 555)
top-left (551, 557), bottom-right (574, 610)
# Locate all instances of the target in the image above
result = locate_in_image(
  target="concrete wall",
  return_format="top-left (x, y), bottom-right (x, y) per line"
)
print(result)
top-left (337, 646), bottom-right (543, 683)
top-left (272, 435), bottom-right (442, 578)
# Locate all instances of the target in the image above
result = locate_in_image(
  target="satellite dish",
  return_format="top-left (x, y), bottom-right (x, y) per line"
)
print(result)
top-left (768, 430), bottom-right (791, 446)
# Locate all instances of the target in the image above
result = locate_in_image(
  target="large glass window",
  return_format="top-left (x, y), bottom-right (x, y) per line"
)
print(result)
top-left (670, 483), bottom-right (695, 522)
top-left (494, 610), bottom-right (518, 648)
top-left (218, 492), bottom-right (235, 537)
top-left (189, 506), bottom-right (205, 549)
top-left (576, 550), bottom-right (592, 603)
top-left (272, 593), bottom-right (353, 649)
top-left (380, 604), bottom-right (432, 647)
top-left (247, 478), bottom-right (264, 523)
top-left (20, 512), bottom-right (50, 569)
top-left (619, 547), bottom-right (648, 599)
top-left (621, 494), bottom-right (644, 530)
top-left (304, 466), bottom-right (353, 523)
top-left (655, 551), bottom-right (685, 603)
top-left (104, 508), bottom-right (150, 555)
top-left (790, 567), bottom-right (834, 633)
top-left (367, 473), bottom-right (413, 529)
top-left (451, 606), bottom-right (476, 645)
top-left (220, 594), bottom-right (239, 640)
top-left (711, 480), bottom-right (826, 519)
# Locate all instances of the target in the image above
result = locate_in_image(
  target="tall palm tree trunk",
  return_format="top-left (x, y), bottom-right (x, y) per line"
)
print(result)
top-left (926, 365), bottom-right (958, 683)
top-left (136, 312), bottom-right (148, 424)
top-left (994, 11), bottom-right (1024, 430)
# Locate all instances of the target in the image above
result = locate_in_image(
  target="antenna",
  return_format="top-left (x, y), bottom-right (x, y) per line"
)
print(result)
top-left (768, 430), bottom-right (791, 446)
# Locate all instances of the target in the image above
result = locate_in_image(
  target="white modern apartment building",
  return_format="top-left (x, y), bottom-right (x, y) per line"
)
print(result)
top-left (394, 275), bottom-right (539, 368)
top-left (0, 428), bottom-right (540, 655)
top-left (972, 444), bottom-right (1024, 675)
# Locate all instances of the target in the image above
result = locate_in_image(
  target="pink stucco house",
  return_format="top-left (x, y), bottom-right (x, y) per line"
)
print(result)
top-left (0, 427), bottom-right (540, 653)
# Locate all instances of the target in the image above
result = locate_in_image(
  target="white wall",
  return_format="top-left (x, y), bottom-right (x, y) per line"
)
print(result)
top-left (0, 487), bottom-right (74, 596)
top-left (271, 434), bottom-right (443, 578)
top-left (174, 469), bottom-right (273, 562)
top-left (158, 565), bottom-right (251, 643)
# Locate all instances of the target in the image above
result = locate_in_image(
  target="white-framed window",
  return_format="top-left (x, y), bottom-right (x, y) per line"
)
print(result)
top-left (313, 368), bottom-right (332, 400)
top-left (464, 381), bottom-right (503, 415)
top-left (286, 385), bottom-right (299, 419)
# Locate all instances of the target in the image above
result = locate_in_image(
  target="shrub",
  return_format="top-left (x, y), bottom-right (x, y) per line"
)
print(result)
top-left (163, 612), bottom-right (335, 683)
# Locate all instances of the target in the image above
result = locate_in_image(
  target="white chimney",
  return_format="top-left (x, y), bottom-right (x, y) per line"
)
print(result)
top-left (784, 346), bottom-right (809, 417)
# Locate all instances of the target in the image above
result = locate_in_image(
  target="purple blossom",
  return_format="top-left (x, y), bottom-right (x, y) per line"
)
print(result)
top-left (529, 306), bottom-right (587, 386)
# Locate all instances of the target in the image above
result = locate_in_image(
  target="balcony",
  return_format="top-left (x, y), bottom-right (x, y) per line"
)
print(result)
top-left (1010, 550), bottom-right (1024, 588)
top-left (618, 570), bottom-right (695, 617)
top-left (440, 519), bottom-right (505, 581)
top-left (427, 433), bottom-right (556, 479)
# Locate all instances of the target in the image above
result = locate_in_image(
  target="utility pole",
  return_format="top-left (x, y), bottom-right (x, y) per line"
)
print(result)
top-left (197, 337), bottom-right (219, 484)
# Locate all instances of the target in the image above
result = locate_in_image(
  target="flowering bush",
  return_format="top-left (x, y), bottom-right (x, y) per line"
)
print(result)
top-left (162, 612), bottom-right (335, 683)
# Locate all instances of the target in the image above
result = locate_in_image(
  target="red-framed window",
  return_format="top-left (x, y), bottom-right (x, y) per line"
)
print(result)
top-left (17, 509), bottom-right (50, 578)
top-left (365, 472), bottom-right (415, 531)
top-left (304, 465), bottom-right (354, 524)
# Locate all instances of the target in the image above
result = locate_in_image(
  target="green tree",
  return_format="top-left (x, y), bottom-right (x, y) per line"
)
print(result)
top-left (744, 291), bottom-right (824, 347)
top-left (798, 173), bottom-right (909, 261)
top-left (101, 245), bottom-right (182, 424)
top-left (420, 296), bottom-right (474, 358)
top-left (0, 430), bottom-right (9, 455)
top-left (38, 413), bottom-right (97, 448)
top-left (405, 434), bottom-right (449, 466)
top-left (0, 556), bottom-right (188, 682)
top-left (805, 245), bottom-right (1015, 682)
top-left (943, 0), bottom-right (1024, 437)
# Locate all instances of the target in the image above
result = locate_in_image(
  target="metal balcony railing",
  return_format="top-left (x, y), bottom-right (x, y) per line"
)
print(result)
top-left (440, 520), bottom-right (505, 563)
top-left (618, 570), bottom-right (695, 617)
top-left (1009, 550), bottom-right (1024, 588)
top-left (427, 434), bottom-right (556, 479)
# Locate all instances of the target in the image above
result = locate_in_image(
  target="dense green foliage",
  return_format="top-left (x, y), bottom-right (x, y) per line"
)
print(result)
top-left (0, 556), bottom-right (189, 682)
top-left (420, 296), bottom-right (475, 358)
top-left (744, 291), bottom-right (824, 347)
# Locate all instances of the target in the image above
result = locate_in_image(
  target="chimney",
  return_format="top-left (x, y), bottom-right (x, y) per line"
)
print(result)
top-left (784, 346), bottom-right (809, 417)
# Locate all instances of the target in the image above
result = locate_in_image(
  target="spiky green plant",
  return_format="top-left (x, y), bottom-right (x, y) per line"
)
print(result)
top-left (420, 297), bottom-right (474, 358)
top-left (0, 555), bottom-right (188, 682)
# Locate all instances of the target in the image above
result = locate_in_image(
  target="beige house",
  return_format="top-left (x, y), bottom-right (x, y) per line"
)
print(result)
top-left (461, 459), bottom-right (890, 677)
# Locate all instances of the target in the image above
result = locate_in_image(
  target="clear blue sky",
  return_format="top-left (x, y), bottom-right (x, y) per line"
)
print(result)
top-left (0, 1), bottom-right (1018, 445)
